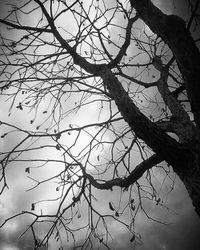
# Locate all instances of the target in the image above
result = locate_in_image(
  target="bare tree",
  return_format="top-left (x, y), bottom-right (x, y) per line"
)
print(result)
top-left (0, 0), bottom-right (200, 249)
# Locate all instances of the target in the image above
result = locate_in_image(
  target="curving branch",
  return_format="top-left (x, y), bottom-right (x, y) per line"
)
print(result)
top-left (108, 15), bottom-right (139, 68)
top-left (86, 154), bottom-right (163, 190)
top-left (34, 0), bottom-right (106, 74)
top-left (118, 71), bottom-right (158, 88)
top-left (0, 18), bottom-right (52, 33)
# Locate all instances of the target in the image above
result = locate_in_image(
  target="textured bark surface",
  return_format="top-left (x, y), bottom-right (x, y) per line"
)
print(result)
top-left (179, 136), bottom-right (200, 216)
top-left (130, 0), bottom-right (200, 128)
top-left (129, 0), bottom-right (200, 216)
top-left (100, 68), bottom-right (189, 168)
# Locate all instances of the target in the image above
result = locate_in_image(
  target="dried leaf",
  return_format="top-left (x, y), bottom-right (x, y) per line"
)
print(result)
top-left (56, 132), bottom-right (61, 140)
top-left (156, 198), bottom-right (161, 205)
top-left (31, 203), bottom-right (35, 211)
top-left (1, 133), bottom-right (7, 138)
top-left (130, 235), bottom-right (135, 242)
top-left (115, 211), bottom-right (119, 217)
top-left (16, 103), bottom-right (23, 110)
top-left (25, 167), bottom-right (30, 174)
top-left (109, 202), bottom-right (115, 211)
top-left (131, 204), bottom-right (135, 211)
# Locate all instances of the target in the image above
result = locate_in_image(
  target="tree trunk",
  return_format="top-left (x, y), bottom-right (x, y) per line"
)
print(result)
top-left (130, 0), bottom-right (200, 128)
top-left (178, 135), bottom-right (200, 216)
top-left (129, 0), bottom-right (200, 216)
top-left (99, 66), bottom-right (200, 216)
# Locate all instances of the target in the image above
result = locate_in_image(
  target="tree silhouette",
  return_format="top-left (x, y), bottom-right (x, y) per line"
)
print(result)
top-left (0, 0), bottom-right (200, 249)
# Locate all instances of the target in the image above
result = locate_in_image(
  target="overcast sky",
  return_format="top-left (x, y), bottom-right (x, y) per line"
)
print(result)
top-left (0, 0), bottom-right (200, 250)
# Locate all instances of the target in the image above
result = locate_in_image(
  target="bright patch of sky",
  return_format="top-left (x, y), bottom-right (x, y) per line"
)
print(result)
top-left (2, 246), bottom-right (19, 250)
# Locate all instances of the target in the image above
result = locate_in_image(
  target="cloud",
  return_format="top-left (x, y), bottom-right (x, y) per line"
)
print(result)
top-left (1, 245), bottom-right (19, 250)
top-left (140, 211), bottom-right (200, 250)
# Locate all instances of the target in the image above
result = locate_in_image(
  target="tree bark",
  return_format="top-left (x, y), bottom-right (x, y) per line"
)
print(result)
top-left (130, 0), bottom-right (200, 128)
top-left (129, 0), bottom-right (200, 216)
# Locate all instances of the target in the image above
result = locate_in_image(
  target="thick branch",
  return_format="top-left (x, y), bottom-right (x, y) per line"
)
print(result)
top-left (0, 19), bottom-right (52, 33)
top-left (171, 85), bottom-right (185, 98)
top-left (157, 69), bottom-right (195, 142)
top-left (122, 154), bottom-right (163, 188)
top-left (156, 120), bottom-right (175, 133)
top-left (130, 0), bottom-right (200, 128)
top-left (86, 154), bottom-right (163, 190)
top-left (100, 67), bottom-right (187, 168)
top-left (119, 72), bottom-right (158, 88)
